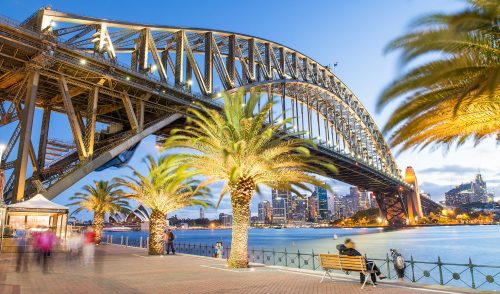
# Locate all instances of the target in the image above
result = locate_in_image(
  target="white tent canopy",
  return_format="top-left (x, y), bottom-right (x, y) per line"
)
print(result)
top-left (7, 194), bottom-right (68, 211)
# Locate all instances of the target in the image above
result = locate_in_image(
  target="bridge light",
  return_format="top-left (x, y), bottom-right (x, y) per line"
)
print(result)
top-left (49, 21), bottom-right (57, 28)
top-left (292, 126), bottom-right (297, 130)
top-left (327, 140), bottom-right (332, 145)
top-left (79, 59), bottom-right (87, 65)
top-left (150, 64), bottom-right (158, 73)
top-left (126, 76), bottom-right (131, 81)
top-left (316, 136), bottom-right (321, 140)
top-left (216, 92), bottom-right (221, 98)
top-left (242, 103), bottom-right (246, 107)
top-left (187, 80), bottom-right (193, 86)
top-left (376, 217), bottom-right (382, 224)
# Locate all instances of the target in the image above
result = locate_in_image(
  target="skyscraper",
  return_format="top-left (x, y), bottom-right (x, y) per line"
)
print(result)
top-left (258, 200), bottom-right (272, 224)
top-left (272, 189), bottom-right (288, 224)
top-left (445, 173), bottom-right (489, 206)
top-left (307, 193), bottom-right (319, 222)
top-left (291, 195), bottom-right (308, 222)
top-left (350, 187), bottom-right (361, 212)
top-left (316, 186), bottom-right (329, 221)
top-left (328, 192), bottom-right (342, 220)
top-left (199, 207), bottom-right (205, 219)
top-left (358, 190), bottom-right (371, 211)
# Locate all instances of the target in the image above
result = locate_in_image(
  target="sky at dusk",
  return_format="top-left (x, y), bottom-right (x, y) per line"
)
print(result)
top-left (1, 0), bottom-right (499, 220)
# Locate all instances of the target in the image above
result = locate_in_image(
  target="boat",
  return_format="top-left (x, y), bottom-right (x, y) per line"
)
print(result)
top-left (103, 226), bottom-right (133, 232)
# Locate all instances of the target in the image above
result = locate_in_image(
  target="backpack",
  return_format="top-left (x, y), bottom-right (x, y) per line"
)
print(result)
top-left (395, 254), bottom-right (405, 269)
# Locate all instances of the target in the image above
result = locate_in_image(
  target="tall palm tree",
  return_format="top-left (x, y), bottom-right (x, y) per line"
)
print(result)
top-left (114, 154), bottom-right (210, 255)
top-left (68, 180), bottom-right (130, 244)
top-left (378, 0), bottom-right (499, 151)
top-left (163, 89), bottom-right (335, 268)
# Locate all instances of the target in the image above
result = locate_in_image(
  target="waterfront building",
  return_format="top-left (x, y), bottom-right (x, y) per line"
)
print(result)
top-left (349, 187), bottom-right (361, 212)
top-left (316, 186), bottom-right (329, 221)
top-left (199, 207), bottom-right (205, 219)
top-left (445, 173), bottom-right (489, 206)
top-left (328, 192), bottom-right (342, 220)
top-left (219, 213), bottom-right (233, 227)
top-left (340, 194), bottom-right (357, 217)
top-left (291, 195), bottom-right (308, 222)
top-left (272, 189), bottom-right (287, 224)
top-left (258, 200), bottom-right (272, 224)
top-left (359, 190), bottom-right (371, 211)
top-left (369, 192), bottom-right (379, 209)
top-left (307, 193), bottom-right (319, 222)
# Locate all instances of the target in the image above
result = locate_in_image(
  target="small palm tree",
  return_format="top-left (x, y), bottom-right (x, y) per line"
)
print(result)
top-left (164, 89), bottom-right (335, 268)
top-left (68, 180), bottom-right (130, 244)
top-left (378, 0), bottom-right (499, 151)
top-left (114, 154), bottom-right (210, 255)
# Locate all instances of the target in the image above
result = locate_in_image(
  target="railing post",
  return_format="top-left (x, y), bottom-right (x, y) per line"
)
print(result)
top-left (262, 248), bottom-right (265, 264)
top-left (126, 236), bottom-right (129, 247)
top-left (147, 237), bottom-right (149, 249)
top-left (298, 250), bottom-right (301, 269)
top-left (312, 250), bottom-right (316, 270)
top-left (410, 255), bottom-right (416, 282)
top-left (386, 253), bottom-right (391, 279)
top-left (437, 256), bottom-right (444, 285)
top-left (110, 235), bottom-right (113, 244)
top-left (140, 236), bottom-right (143, 248)
top-left (120, 235), bottom-right (123, 246)
top-left (273, 248), bottom-right (276, 265)
top-left (469, 258), bottom-right (476, 289)
top-left (285, 248), bottom-right (288, 267)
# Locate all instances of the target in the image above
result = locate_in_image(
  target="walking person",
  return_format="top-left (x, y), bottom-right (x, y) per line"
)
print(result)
top-left (38, 230), bottom-right (57, 273)
top-left (15, 227), bottom-right (28, 272)
top-left (165, 229), bottom-right (175, 255)
top-left (336, 238), bottom-right (386, 285)
top-left (82, 227), bottom-right (96, 265)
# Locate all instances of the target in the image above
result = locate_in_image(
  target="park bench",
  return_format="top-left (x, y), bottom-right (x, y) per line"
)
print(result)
top-left (319, 254), bottom-right (377, 289)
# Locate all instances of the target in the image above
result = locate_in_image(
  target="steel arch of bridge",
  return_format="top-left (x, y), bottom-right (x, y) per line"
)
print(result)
top-left (0, 7), bottom-right (414, 224)
top-left (34, 8), bottom-right (401, 178)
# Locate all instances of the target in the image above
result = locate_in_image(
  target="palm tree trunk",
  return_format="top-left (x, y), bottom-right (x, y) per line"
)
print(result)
top-left (93, 212), bottom-right (104, 244)
top-left (228, 184), bottom-right (253, 268)
top-left (149, 209), bottom-right (166, 255)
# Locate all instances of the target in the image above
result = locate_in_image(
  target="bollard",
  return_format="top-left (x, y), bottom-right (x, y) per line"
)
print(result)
top-left (140, 237), bottom-right (143, 248)
top-left (126, 236), bottom-right (129, 247)
top-left (110, 235), bottom-right (113, 244)
top-left (120, 236), bottom-right (123, 246)
top-left (147, 237), bottom-right (149, 249)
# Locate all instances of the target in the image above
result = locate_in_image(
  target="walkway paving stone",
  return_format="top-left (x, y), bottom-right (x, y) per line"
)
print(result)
top-left (0, 245), bottom-right (489, 293)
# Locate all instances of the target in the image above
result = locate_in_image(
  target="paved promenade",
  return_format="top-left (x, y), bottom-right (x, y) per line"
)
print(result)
top-left (0, 245), bottom-right (491, 294)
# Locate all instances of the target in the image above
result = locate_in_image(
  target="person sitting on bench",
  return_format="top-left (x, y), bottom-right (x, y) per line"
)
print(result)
top-left (336, 238), bottom-right (386, 284)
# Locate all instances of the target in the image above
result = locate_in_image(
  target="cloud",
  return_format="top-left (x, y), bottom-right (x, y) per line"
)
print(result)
top-left (419, 165), bottom-right (488, 175)
top-left (419, 181), bottom-right (454, 201)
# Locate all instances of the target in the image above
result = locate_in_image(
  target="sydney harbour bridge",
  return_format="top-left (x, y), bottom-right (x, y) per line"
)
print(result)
top-left (0, 7), bottom-right (440, 225)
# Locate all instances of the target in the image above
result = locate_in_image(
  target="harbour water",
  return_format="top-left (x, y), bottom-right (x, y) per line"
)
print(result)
top-left (103, 225), bottom-right (500, 265)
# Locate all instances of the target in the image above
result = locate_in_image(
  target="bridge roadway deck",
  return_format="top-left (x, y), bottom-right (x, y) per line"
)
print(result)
top-left (0, 245), bottom-right (488, 294)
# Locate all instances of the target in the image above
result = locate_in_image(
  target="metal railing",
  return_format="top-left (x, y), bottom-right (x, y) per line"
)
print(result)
top-left (103, 236), bottom-right (500, 291)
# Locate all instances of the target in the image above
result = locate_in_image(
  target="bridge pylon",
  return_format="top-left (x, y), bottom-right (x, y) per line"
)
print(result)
top-left (404, 166), bottom-right (423, 224)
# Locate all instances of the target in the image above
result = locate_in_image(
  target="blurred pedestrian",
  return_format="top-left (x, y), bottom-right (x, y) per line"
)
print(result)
top-left (38, 230), bottom-right (57, 273)
top-left (215, 242), bottom-right (223, 259)
top-left (82, 227), bottom-right (96, 265)
top-left (337, 238), bottom-right (386, 285)
top-left (15, 227), bottom-right (28, 272)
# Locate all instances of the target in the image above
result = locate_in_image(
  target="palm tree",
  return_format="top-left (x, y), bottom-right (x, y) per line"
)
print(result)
top-left (378, 0), bottom-right (499, 151)
top-left (68, 180), bottom-right (130, 244)
top-left (163, 89), bottom-right (335, 268)
top-left (114, 154), bottom-right (210, 255)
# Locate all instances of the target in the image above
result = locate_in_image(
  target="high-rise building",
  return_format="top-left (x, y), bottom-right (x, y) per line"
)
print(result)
top-left (258, 200), bottom-right (272, 224)
top-left (307, 193), bottom-right (319, 222)
top-left (358, 190), bottom-right (370, 211)
top-left (341, 194), bottom-right (357, 217)
top-left (445, 173), bottom-right (489, 206)
top-left (328, 192), bottom-right (342, 220)
top-left (291, 194), bottom-right (308, 222)
top-left (219, 213), bottom-right (233, 227)
top-left (369, 192), bottom-right (379, 209)
top-left (350, 187), bottom-right (360, 212)
top-left (199, 207), bottom-right (205, 219)
top-left (316, 186), bottom-right (329, 221)
top-left (272, 189), bottom-right (288, 224)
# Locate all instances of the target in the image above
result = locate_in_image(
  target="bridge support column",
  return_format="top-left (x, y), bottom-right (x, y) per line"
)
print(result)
top-left (12, 71), bottom-right (39, 202)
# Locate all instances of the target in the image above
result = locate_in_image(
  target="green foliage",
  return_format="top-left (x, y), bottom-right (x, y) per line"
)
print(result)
top-left (378, 0), bottom-right (500, 151)
top-left (68, 180), bottom-right (130, 216)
